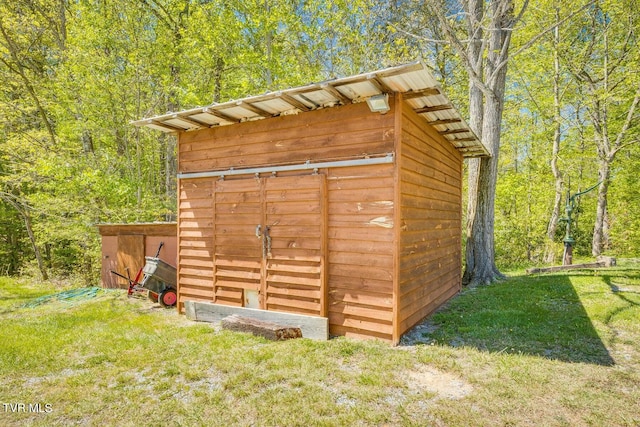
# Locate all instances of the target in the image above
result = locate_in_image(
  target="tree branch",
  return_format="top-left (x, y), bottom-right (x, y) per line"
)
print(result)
top-left (610, 83), bottom-right (640, 159)
top-left (494, 0), bottom-right (596, 81)
top-left (139, 0), bottom-right (178, 31)
top-left (424, 1), bottom-right (494, 98)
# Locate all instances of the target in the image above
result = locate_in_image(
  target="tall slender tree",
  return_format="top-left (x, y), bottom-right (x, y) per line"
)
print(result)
top-left (563, 0), bottom-right (640, 256)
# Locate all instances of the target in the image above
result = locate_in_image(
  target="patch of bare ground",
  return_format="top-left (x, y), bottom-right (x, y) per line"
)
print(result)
top-left (403, 365), bottom-right (473, 400)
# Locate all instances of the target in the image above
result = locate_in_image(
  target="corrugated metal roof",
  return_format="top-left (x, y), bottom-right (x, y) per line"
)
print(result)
top-left (131, 61), bottom-right (489, 158)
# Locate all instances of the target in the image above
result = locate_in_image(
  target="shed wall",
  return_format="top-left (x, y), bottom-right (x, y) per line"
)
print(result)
top-left (327, 164), bottom-right (395, 341)
top-left (178, 178), bottom-right (215, 304)
top-left (177, 101), bottom-right (397, 341)
top-left (179, 102), bottom-right (395, 173)
top-left (98, 223), bottom-right (177, 288)
top-left (398, 102), bottom-right (463, 335)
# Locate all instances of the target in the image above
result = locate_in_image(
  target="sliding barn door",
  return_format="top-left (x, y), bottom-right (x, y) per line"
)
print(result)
top-left (212, 175), bottom-right (326, 316)
top-left (264, 175), bottom-right (326, 316)
top-left (213, 179), bottom-right (263, 307)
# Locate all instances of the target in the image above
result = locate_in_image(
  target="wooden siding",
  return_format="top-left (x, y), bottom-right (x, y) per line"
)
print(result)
top-left (177, 100), bottom-right (397, 339)
top-left (264, 175), bottom-right (326, 317)
top-left (211, 175), bottom-right (326, 315)
top-left (115, 235), bottom-right (144, 287)
top-left (175, 96), bottom-right (464, 343)
top-left (178, 101), bottom-right (395, 174)
top-left (327, 164), bottom-right (395, 341)
top-left (213, 178), bottom-right (262, 307)
top-left (178, 178), bottom-right (215, 311)
top-left (397, 102), bottom-right (463, 336)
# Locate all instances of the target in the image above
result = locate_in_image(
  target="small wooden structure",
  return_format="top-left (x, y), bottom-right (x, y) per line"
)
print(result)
top-left (98, 222), bottom-right (177, 288)
top-left (133, 62), bottom-right (489, 344)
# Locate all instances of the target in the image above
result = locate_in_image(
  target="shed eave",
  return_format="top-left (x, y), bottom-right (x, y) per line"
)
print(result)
top-left (131, 61), bottom-right (490, 158)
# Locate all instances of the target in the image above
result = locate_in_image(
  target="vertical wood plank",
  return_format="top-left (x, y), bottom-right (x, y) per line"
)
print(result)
top-left (116, 235), bottom-right (145, 287)
top-left (176, 132), bottom-right (182, 313)
top-left (211, 177), bottom-right (217, 303)
top-left (319, 175), bottom-right (328, 317)
top-left (392, 92), bottom-right (402, 345)
top-left (260, 176), bottom-right (267, 309)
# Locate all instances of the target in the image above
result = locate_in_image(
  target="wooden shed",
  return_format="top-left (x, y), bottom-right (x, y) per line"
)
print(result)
top-left (98, 222), bottom-right (177, 288)
top-left (132, 62), bottom-right (489, 344)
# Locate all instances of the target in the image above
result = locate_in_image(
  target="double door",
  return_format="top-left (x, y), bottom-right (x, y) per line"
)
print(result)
top-left (212, 174), bottom-right (326, 317)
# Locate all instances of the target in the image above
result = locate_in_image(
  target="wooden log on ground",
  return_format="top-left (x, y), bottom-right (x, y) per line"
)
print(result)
top-left (526, 262), bottom-right (605, 275)
top-left (597, 256), bottom-right (617, 267)
top-left (221, 314), bottom-right (303, 341)
top-left (184, 301), bottom-right (329, 340)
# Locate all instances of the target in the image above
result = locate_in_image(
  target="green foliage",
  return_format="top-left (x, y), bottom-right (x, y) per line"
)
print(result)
top-left (493, 0), bottom-right (640, 266)
top-left (1, 0), bottom-right (638, 279)
top-left (0, 0), bottom-right (393, 280)
top-left (608, 144), bottom-right (640, 255)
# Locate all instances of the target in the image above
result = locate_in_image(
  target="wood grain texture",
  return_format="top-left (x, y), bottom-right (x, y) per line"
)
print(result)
top-left (179, 102), bottom-right (395, 174)
top-left (397, 102), bottom-right (463, 337)
top-left (177, 178), bottom-right (214, 311)
top-left (115, 235), bottom-right (145, 288)
top-left (326, 163), bottom-right (395, 341)
top-left (175, 96), bottom-right (465, 343)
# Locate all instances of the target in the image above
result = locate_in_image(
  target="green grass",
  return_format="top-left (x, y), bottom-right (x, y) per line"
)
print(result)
top-left (1, 262), bottom-right (639, 426)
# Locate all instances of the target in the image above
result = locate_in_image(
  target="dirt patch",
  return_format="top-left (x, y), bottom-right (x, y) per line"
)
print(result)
top-left (404, 365), bottom-right (473, 400)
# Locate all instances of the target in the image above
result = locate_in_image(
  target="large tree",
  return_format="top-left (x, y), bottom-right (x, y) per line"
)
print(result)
top-left (426, 0), bottom-right (526, 285)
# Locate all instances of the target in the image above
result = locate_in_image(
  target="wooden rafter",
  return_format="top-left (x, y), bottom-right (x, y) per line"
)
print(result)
top-left (319, 83), bottom-right (352, 105)
top-left (171, 114), bottom-right (206, 129)
top-left (147, 120), bottom-right (184, 132)
top-left (202, 107), bottom-right (240, 123)
top-left (427, 118), bottom-right (462, 126)
top-left (366, 74), bottom-right (394, 94)
top-left (235, 101), bottom-right (272, 118)
top-left (439, 129), bottom-right (469, 135)
top-left (297, 93), bottom-right (320, 109)
top-left (449, 137), bottom-right (477, 142)
top-left (415, 104), bottom-right (454, 114)
top-left (456, 146), bottom-right (487, 154)
top-left (404, 88), bottom-right (441, 99)
top-left (276, 92), bottom-right (311, 111)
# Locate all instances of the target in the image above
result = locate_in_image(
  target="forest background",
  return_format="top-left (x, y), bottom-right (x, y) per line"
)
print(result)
top-left (1, 0), bottom-right (638, 284)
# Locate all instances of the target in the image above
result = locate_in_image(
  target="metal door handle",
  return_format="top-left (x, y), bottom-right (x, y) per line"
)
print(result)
top-left (255, 225), bottom-right (262, 238)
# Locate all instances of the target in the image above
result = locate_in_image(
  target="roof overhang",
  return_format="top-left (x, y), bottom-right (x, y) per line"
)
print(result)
top-left (131, 61), bottom-right (489, 158)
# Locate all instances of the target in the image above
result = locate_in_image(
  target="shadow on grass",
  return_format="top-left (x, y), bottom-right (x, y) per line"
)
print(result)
top-left (416, 273), bottom-right (615, 366)
top-left (601, 272), bottom-right (640, 346)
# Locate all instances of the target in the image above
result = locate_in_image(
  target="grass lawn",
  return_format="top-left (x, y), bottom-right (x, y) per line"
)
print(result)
top-left (1, 261), bottom-right (639, 426)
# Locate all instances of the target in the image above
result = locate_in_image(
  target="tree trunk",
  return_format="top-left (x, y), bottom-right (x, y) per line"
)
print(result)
top-left (592, 161), bottom-right (610, 256)
top-left (544, 5), bottom-right (564, 264)
top-left (3, 196), bottom-right (49, 280)
top-left (463, 0), bottom-right (513, 285)
top-left (213, 56), bottom-right (225, 103)
top-left (264, 0), bottom-right (273, 89)
top-left (24, 210), bottom-right (48, 280)
top-left (462, 0), bottom-right (485, 285)
top-left (465, 90), bottom-right (506, 285)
